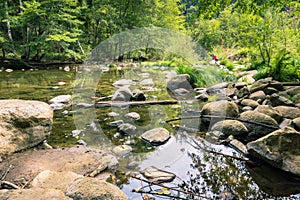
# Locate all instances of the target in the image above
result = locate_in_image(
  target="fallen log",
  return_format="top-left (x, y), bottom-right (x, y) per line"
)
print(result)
top-left (96, 100), bottom-right (178, 107)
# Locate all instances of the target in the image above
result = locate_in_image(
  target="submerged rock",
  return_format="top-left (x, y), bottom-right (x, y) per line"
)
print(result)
top-left (141, 166), bottom-right (176, 183)
top-left (108, 120), bottom-right (124, 127)
top-left (118, 123), bottom-right (136, 135)
top-left (125, 112), bottom-right (140, 120)
top-left (141, 128), bottom-right (170, 145)
top-left (112, 145), bottom-right (132, 156)
top-left (211, 120), bottom-right (248, 136)
top-left (0, 100), bottom-right (53, 158)
top-left (247, 127), bottom-right (300, 176)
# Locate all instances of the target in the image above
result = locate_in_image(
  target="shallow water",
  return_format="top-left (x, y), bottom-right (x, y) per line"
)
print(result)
top-left (0, 66), bottom-right (299, 200)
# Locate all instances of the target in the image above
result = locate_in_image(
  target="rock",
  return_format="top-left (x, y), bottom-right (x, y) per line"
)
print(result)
top-left (242, 106), bottom-right (253, 111)
top-left (279, 118), bottom-right (293, 128)
top-left (207, 82), bottom-right (229, 94)
top-left (285, 86), bottom-right (300, 96)
top-left (211, 120), bottom-right (248, 136)
top-left (235, 86), bottom-right (250, 98)
top-left (76, 139), bottom-right (87, 146)
top-left (241, 99), bottom-right (260, 108)
top-left (275, 106), bottom-right (300, 119)
top-left (118, 123), bottom-right (136, 135)
top-left (131, 90), bottom-right (146, 101)
top-left (65, 177), bottom-right (128, 200)
top-left (107, 112), bottom-right (120, 117)
top-left (234, 82), bottom-right (247, 89)
top-left (238, 75), bottom-right (255, 84)
top-left (71, 130), bottom-right (82, 137)
top-left (195, 93), bottom-right (209, 102)
top-left (141, 166), bottom-right (176, 183)
top-left (89, 155), bottom-right (119, 177)
top-left (263, 87), bottom-right (278, 95)
top-left (112, 79), bottom-right (133, 87)
top-left (239, 111), bottom-right (279, 140)
top-left (247, 127), bottom-right (300, 176)
top-left (58, 81), bottom-right (66, 86)
top-left (0, 188), bottom-right (71, 200)
top-left (108, 120), bottom-right (124, 127)
top-left (112, 87), bottom-right (133, 101)
top-left (49, 95), bottom-right (72, 104)
top-left (229, 138), bottom-right (248, 155)
top-left (112, 145), bottom-right (132, 156)
top-left (205, 131), bottom-right (227, 144)
top-left (50, 102), bottom-right (66, 110)
top-left (270, 93), bottom-right (294, 107)
top-left (200, 100), bottom-right (239, 124)
top-left (141, 128), bottom-right (170, 145)
top-left (31, 170), bottom-right (82, 191)
top-left (74, 103), bottom-right (93, 108)
top-left (225, 88), bottom-right (236, 97)
top-left (173, 88), bottom-right (191, 96)
top-left (254, 105), bottom-right (283, 122)
top-left (249, 90), bottom-right (266, 101)
top-left (140, 78), bottom-right (154, 88)
top-left (0, 100), bottom-right (53, 158)
top-left (166, 74), bottom-right (193, 92)
top-left (293, 117), bottom-right (300, 131)
top-left (125, 112), bottom-right (140, 120)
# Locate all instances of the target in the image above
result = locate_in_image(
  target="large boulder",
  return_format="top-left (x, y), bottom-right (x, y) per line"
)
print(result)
top-left (241, 99), bottom-right (260, 108)
top-left (0, 100), bottom-right (53, 158)
top-left (201, 100), bottom-right (239, 124)
top-left (141, 128), bottom-right (170, 145)
top-left (239, 111), bottom-right (279, 140)
top-left (65, 177), bottom-right (128, 200)
top-left (112, 87), bottom-right (133, 102)
top-left (270, 93), bottom-right (294, 107)
top-left (275, 106), bottom-right (300, 119)
top-left (166, 74), bottom-right (192, 92)
top-left (211, 120), bottom-right (248, 136)
top-left (254, 105), bottom-right (283, 123)
top-left (247, 127), bottom-right (300, 176)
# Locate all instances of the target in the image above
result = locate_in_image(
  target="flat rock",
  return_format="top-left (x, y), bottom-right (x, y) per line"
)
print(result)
top-left (254, 105), bottom-right (283, 122)
top-left (107, 112), bottom-right (120, 117)
top-left (112, 145), bottom-right (132, 156)
top-left (118, 123), bottom-right (137, 135)
top-left (270, 93), bottom-right (294, 107)
top-left (229, 138), bottom-right (248, 155)
top-left (141, 128), bottom-right (170, 145)
top-left (211, 120), bottom-right (248, 136)
top-left (247, 127), bottom-right (300, 176)
top-left (112, 79), bottom-right (133, 87)
top-left (125, 112), bottom-right (140, 120)
top-left (89, 155), bottom-right (119, 177)
top-left (275, 106), bottom-right (300, 119)
top-left (249, 90), bottom-right (266, 101)
top-left (108, 120), bottom-right (124, 127)
top-left (65, 177), bottom-right (128, 200)
top-left (0, 100), bottom-right (53, 158)
top-left (31, 170), bottom-right (83, 191)
top-left (141, 166), bottom-right (176, 183)
top-left (234, 82), bottom-right (247, 89)
top-left (49, 95), bottom-right (72, 104)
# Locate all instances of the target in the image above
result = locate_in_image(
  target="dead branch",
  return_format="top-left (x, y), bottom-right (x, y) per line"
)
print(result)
top-left (1, 164), bottom-right (12, 181)
top-left (96, 100), bottom-right (178, 107)
top-left (0, 181), bottom-right (19, 189)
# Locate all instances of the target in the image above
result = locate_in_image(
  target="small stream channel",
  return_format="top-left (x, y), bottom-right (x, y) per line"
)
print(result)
top-left (0, 65), bottom-right (299, 199)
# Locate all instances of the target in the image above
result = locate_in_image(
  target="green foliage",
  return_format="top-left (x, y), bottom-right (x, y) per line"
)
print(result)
top-left (220, 59), bottom-right (234, 70)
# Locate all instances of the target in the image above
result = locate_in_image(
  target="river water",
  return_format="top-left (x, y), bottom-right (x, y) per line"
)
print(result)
top-left (0, 65), bottom-right (299, 200)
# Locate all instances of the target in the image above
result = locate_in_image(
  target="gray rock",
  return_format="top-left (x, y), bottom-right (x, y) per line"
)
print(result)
top-left (247, 127), bottom-right (300, 176)
top-left (235, 86), bottom-right (250, 98)
top-left (71, 130), bottom-right (82, 137)
top-left (201, 100), bottom-right (239, 124)
top-left (275, 106), bottom-right (300, 119)
top-left (112, 145), bottom-right (132, 156)
top-left (174, 88), bottom-right (191, 96)
top-left (286, 86), bottom-right (300, 96)
top-left (279, 118), bottom-right (293, 128)
top-left (207, 82), bottom-right (229, 94)
top-left (167, 74), bottom-right (193, 92)
top-left (140, 78), bottom-right (154, 88)
top-left (211, 120), bottom-right (248, 136)
top-left (241, 99), bottom-right (260, 108)
top-left (205, 131), bottom-right (227, 144)
top-left (74, 103), bottom-right (93, 108)
top-left (125, 112), bottom-right (140, 120)
top-left (270, 93), bottom-right (294, 107)
top-left (195, 93), bottom-right (209, 102)
top-left (89, 155), bottom-right (119, 177)
top-left (108, 120), bottom-right (124, 127)
top-left (263, 87), bottom-right (278, 95)
top-left (249, 90), bottom-right (266, 101)
top-left (0, 100), bottom-right (53, 157)
top-left (50, 103), bottom-right (66, 110)
top-left (49, 95), bottom-right (72, 104)
top-left (131, 90), bottom-right (146, 101)
top-left (141, 128), bottom-right (170, 145)
top-left (31, 170), bottom-right (83, 191)
top-left (0, 188), bottom-right (71, 200)
top-left (112, 79), bottom-right (133, 87)
top-left (65, 177), bottom-right (128, 200)
top-left (239, 111), bottom-right (279, 140)
top-left (118, 123), bottom-right (136, 135)
top-left (255, 105), bottom-right (283, 122)
top-left (225, 88), bottom-right (237, 97)
top-left (229, 138), bottom-right (248, 155)
top-left (237, 75), bottom-right (256, 84)
top-left (293, 117), bottom-right (300, 131)
top-left (112, 87), bottom-right (133, 101)
top-left (107, 112), bottom-right (120, 117)
top-left (141, 166), bottom-right (176, 183)
top-left (234, 82), bottom-right (247, 89)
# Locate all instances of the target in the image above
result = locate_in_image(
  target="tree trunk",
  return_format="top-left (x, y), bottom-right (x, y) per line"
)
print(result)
top-left (5, 1), bottom-right (16, 55)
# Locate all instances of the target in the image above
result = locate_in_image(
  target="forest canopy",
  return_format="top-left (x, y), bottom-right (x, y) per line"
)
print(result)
top-left (1, 0), bottom-right (300, 81)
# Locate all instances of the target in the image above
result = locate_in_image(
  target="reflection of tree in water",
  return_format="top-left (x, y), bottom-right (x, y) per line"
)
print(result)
top-left (181, 145), bottom-right (271, 199)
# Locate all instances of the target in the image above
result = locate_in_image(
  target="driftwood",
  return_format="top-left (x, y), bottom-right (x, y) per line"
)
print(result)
top-left (0, 181), bottom-right (19, 189)
top-left (166, 114), bottom-right (279, 130)
top-left (96, 100), bottom-right (178, 107)
top-left (131, 175), bottom-right (212, 200)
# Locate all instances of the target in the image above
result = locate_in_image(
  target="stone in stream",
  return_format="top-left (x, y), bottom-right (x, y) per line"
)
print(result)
top-left (89, 155), bottom-right (119, 177)
top-left (108, 120), bottom-right (124, 127)
top-left (140, 78), bottom-right (154, 88)
top-left (293, 117), bottom-right (300, 131)
top-left (112, 87), bottom-right (133, 102)
top-left (239, 111), bottom-right (279, 141)
top-left (141, 128), bottom-right (170, 145)
top-left (0, 100), bottom-right (53, 158)
top-left (270, 93), bottom-right (294, 107)
top-left (242, 106), bottom-right (253, 111)
top-left (195, 93), bottom-right (209, 102)
top-left (65, 177), bottom-right (128, 200)
top-left (226, 136), bottom-right (248, 155)
top-left (254, 105), bottom-right (283, 123)
top-left (131, 89), bottom-right (146, 101)
top-left (275, 106), bottom-right (300, 119)
top-left (107, 112), bottom-right (120, 117)
top-left (211, 120), bottom-right (248, 136)
top-left (141, 166), bottom-right (176, 183)
top-left (125, 112), bottom-right (140, 120)
top-left (71, 130), bottom-right (82, 137)
top-left (49, 95), bottom-right (72, 110)
top-left (241, 99), bottom-right (260, 108)
top-left (112, 145), bottom-right (132, 156)
top-left (112, 79), bottom-right (133, 87)
top-left (249, 90), bottom-right (266, 101)
top-left (166, 74), bottom-right (193, 93)
top-left (247, 127), bottom-right (300, 176)
top-left (118, 123), bottom-right (137, 135)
